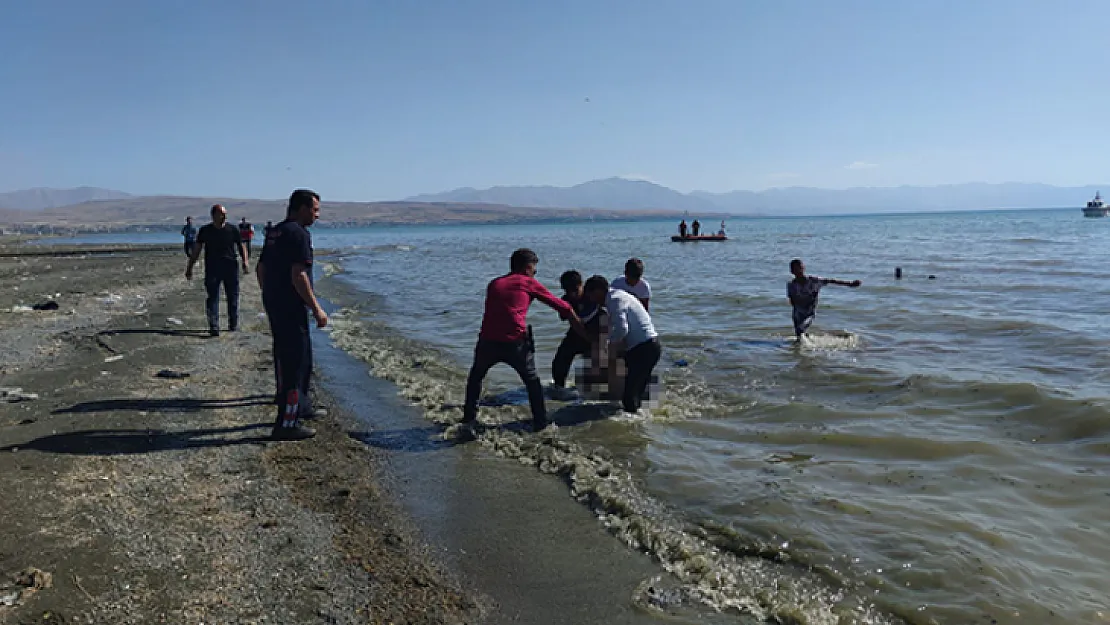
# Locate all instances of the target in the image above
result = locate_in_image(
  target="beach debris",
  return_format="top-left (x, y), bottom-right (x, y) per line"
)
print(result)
top-left (103, 355), bottom-right (124, 363)
top-left (155, 369), bottom-right (190, 379)
top-left (0, 567), bottom-right (53, 609)
top-left (32, 300), bottom-right (59, 311)
top-left (166, 317), bottom-right (184, 326)
top-left (9, 305), bottom-right (32, 313)
top-left (0, 387), bottom-right (38, 403)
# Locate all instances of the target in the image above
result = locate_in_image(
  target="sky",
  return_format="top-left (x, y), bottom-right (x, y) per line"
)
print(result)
top-left (1, 0), bottom-right (1108, 201)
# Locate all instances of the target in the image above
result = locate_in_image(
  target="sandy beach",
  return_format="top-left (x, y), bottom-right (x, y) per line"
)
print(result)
top-left (0, 244), bottom-right (477, 624)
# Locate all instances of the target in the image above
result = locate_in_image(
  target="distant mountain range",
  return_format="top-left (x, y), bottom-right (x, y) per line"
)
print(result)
top-left (409, 178), bottom-right (1107, 215)
top-left (0, 186), bottom-right (132, 210)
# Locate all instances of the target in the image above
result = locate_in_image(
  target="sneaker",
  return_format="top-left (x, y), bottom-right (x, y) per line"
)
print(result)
top-left (271, 425), bottom-right (316, 441)
top-left (300, 408), bottom-right (328, 420)
top-left (209, 328), bottom-right (220, 338)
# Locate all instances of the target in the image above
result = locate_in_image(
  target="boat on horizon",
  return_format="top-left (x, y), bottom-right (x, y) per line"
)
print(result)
top-left (1083, 191), bottom-right (1108, 217)
top-left (672, 234), bottom-right (728, 242)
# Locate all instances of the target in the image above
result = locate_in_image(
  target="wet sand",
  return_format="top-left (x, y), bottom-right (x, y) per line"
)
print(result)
top-left (0, 245), bottom-right (476, 624)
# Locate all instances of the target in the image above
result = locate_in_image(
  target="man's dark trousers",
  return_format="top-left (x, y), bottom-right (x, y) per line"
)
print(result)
top-left (463, 332), bottom-right (546, 429)
top-left (204, 260), bottom-right (239, 332)
top-left (266, 301), bottom-right (314, 434)
top-left (622, 338), bottom-right (661, 413)
top-left (551, 331), bottom-right (590, 388)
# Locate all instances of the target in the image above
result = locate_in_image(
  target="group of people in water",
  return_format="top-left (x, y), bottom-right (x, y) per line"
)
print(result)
top-left (177, 193), bottom-right (862, 438)
top-left (677, 218), bottom-right (727, 237)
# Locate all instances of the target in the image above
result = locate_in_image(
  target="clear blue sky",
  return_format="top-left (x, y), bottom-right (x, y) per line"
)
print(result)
top-left (1, 0), bottom-right (1107, 200)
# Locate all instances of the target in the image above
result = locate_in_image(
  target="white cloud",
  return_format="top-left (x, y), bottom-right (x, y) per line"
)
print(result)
top-left (845, 161), bottom-right (879, 170)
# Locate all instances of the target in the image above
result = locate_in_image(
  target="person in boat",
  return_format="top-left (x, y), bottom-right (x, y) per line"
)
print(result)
top-left (550, 270), bottom-right (605, 392)
top-left (691, 219), bottom-right (701, 236)
top-left (718, 220), bottom-right (726, 236)
top-left (787, 259), bottom-right (860, 339)
top-left (612, 257), bottom-right (651, 311)
top-left (679, 219), bottom-right (687, 238)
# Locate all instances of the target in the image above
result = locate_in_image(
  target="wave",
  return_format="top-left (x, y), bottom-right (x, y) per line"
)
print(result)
top-left (325, 308), bottom-right (906, 624)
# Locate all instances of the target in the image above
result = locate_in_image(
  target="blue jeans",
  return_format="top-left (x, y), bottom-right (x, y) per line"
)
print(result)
top-left (204, 262), bottom-right (240, 331)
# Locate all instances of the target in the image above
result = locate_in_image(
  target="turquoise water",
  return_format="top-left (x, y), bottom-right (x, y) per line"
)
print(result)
top-left (61, 210), bottom-right (1110, 624)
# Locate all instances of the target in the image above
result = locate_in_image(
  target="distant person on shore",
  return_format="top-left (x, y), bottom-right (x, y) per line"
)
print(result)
top-left (551, 270), bottom-right (604, 392)
top-left (181, 217), bottom-right (197, 256)
top-left (612, 258), bottom-right (651, 311)
top-left (584, 275), bottom-right (661, 414)
top-left (462, 249), bottom-right (585, 432)
top-left (678, 219), bottom-right (688, 238)
top-left (185, 204), bottom-right (248, 337)
top-left (263, 221), bottom-right (274, 238)
top-left (257, 189), bottom-right (327, 441)
top-left (239, 217), bottom-right (254, 260)
top-left (691, 219), bottom-right (701, 236)
top-left (787, 258), bottom-right (861, 339)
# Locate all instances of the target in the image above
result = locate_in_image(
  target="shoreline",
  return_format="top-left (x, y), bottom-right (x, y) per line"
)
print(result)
top-left (0, 245), bottom-right (477, 624)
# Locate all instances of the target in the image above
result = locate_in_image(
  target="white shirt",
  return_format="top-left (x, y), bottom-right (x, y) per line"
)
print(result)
top-left (611, 275), bottom-right (651, 302)
top-left (605, 288), bottom-right (658, 350)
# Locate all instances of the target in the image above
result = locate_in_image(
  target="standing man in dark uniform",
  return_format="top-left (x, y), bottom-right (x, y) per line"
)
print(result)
top-left (239, 217), bottom-right (255, 261)
top-left (257, 189), bottom-right (327, 441)
top-left (185, 204), bottom-right (248, 336)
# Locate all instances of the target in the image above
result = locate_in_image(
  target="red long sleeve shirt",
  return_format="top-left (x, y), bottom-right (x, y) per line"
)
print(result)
top-left (478, 272), bottom-right (573, 342)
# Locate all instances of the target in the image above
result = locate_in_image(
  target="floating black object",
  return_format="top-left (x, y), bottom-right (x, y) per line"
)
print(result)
top-left (155, 369), bottom-right (190, 379)
top-left (31, 301), bottom-right (59, 311)
top-left (895, 267), bottom-right (902, 279)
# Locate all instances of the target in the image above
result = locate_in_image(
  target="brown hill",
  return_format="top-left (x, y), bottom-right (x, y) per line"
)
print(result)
top-left (0, 196), bottom-right (711, 233)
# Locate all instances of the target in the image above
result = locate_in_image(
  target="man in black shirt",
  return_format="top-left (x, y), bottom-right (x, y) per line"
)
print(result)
top-left (257, 189), bottom-right (328, 441)
top-left (185, 204), bottom-right (249, 337)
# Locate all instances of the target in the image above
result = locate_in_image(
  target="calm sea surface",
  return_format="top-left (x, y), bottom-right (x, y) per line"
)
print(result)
top-left (63, 210), bottom-right (1110, 624)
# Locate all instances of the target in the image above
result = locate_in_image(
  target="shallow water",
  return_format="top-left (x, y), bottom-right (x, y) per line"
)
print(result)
top-left (66, 211), bottom-right (1110, 623)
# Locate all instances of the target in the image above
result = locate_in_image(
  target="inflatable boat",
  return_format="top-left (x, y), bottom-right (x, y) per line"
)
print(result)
top-left (671, 234), bottom-right (728, 242)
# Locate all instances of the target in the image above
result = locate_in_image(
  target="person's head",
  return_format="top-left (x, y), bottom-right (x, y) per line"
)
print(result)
top-left (185, 216), bottom-right (193, 224)
top-left (287, 189), bottom-right (320, 226)
top-left (624, 258), bottom-right (644, 283)
top-left (509, 248), bottom-right (539, 276)
top-left (790, 258), bottom-right (805, 279)
top-left (241, 217), bottom-right (247, 224)
top-left (559, 270), bottom-right (583, 298)
top-left (584, 275), bottom-right (609, 305)
top-left (266, 221), bottom-right (272, 227)
top-left (210, 204), bottom-right (227, 226)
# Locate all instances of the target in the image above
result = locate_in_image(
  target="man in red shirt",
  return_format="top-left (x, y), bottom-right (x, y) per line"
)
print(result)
top-left (462, 248), bottom-right (586, 431)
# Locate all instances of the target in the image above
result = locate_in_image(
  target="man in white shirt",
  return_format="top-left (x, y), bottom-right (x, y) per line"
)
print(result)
top-left (584, 275), bottom-right (661, 413)
top-left (611, 257), bottom-right (651, 311)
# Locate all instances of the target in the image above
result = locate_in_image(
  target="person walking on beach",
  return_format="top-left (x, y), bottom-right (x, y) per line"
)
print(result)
top-left (584, 275), bottom-right (661, 414)
top-left (239, 217), bottom-right (255, 261)
top-left (612, 258), bottom-right (651, 311)
top-left (551, 270), bottom-right (604, 391)
top-left (181, 216), bottom-right (197, 257)
top-left (185, 204), bottom-right (249, 336)
top-left (263, 221), bottom-right (273, 238)
top-left (256, 189), bottom-right (327, 441)
top-left (787, 258), bottom-right (861, 339)
top-left (462, 249), bottom-right (585, 432)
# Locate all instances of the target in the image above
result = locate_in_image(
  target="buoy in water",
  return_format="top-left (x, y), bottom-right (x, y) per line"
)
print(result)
top-left (895, 267), bottom-right (903, 279)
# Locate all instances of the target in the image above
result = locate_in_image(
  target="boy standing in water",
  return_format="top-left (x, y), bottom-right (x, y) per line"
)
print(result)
top-left (612, 258), bottom-right (651, 311)
top-left (551, 270), bottom-right (604, 392)
top-left (787, 259), bottom-right (861, 338)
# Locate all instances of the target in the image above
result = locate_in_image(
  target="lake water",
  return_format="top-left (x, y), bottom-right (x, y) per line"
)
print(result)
top-left (62, 211), bottom-right (1110, 624)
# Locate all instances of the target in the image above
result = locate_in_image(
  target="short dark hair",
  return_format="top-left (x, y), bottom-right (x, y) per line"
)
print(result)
top-left (287, 189), bottom-right (320, 216)
top-left (624, 258), bottom-right (644, 280)
top-left (510, 248), bottom-right (539, 272)
top-left (790, 258), bottom-right (803, 271)
top-left (210, 204), bottom-right (225, 216)
top-left (559, 270), bottom-right (582, 291)
top-left (584, 275), bottom-right (609, 295)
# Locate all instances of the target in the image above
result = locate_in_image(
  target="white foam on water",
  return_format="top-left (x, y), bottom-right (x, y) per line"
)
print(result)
top-left (796, 331), bottom-right (860, 352)
top-left (326, 308), bottom-right (903, 625)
